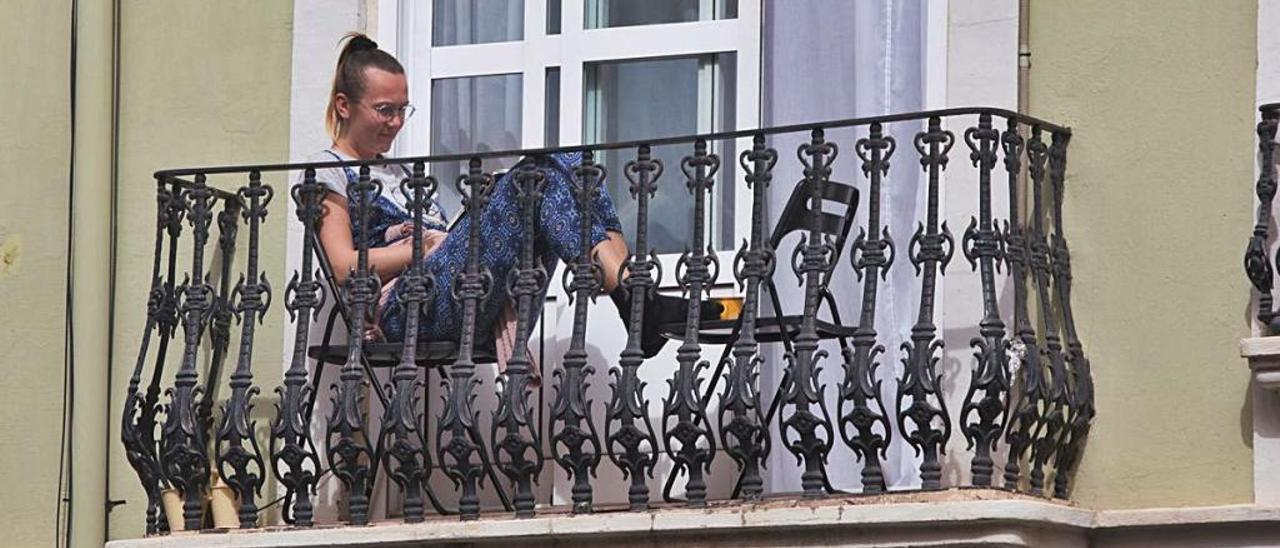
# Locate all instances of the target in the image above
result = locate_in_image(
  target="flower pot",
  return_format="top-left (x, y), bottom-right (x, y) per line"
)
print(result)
top-left (208, 476), bottom-right (239, 529)
top-left (160, 488), bottom-right (207, 532)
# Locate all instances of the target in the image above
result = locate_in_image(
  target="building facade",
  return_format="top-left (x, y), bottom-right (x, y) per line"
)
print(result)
top-left (0, 0), bottom-right (1269, 546)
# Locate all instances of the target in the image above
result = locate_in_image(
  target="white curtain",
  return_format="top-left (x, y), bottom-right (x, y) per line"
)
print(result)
top-left (428, 73), bottom-right (524, 215)
top-left (431, 0), bottom-right (524, 46)
top-left (760, 0), bottom-right (927, 493)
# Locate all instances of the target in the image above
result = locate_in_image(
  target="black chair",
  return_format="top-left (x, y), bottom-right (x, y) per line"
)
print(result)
top-left (303, 230), bottom-right (509, 515)
top-left (671, 178), bottom-right (861, 349)
top-left (659, 177), bottom-right (860, 495)
top-left (305, 237), bottom-right (497, 370)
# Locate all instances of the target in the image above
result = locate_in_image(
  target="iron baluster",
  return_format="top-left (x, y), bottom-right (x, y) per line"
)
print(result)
top-left (200, 198), bottom-right (243, 442)
top-left (1026, 127), bottom-right (1067, 497)
top-left (152, 182), bottom-right (187, 535)
top-left (1247, 107), bottom-right (1280, 333)
top-left (1000, 120), bottom-right (1043, 492)
top-left (325, 165), bottom-right (380, 524)
top-left (1046, 132), bottom-right (1093, 499)
top-left (121, 178), bottom-right (181, 535)
top-left (491, 162), bottom-right (549, 518)
top-left (897, 116), bottom-right (955, 491)
top-left (551, 151), bottom-right (606, 514)
top-left (215, 172), bottom-right (273, 527)
top-left (149, 182), bottom-right (188, 534)
top-left (841, 122), bottom-right (897, 493)
top-left (718, 135), bottom-right (775, 501)
top-left (270, 168), bottom-right (326, 526)
top-left (437, 158), bottom-right (497, 521)
top-left (377, 162), bottom-right (437, 523)
top-left (959, 114), bottom-right (1012, 487)
top-left (605, 145), bottom-right (662, 511)
top-left (160, 173), bottom-right (216, 530)
top-left (661, 140), bottom-right (719, 506)
top-left (779, 128), bottom-right (839, 498)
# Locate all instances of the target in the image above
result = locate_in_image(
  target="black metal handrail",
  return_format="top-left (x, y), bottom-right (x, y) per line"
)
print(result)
top-left (121, 107), bottom-right (1094, 536)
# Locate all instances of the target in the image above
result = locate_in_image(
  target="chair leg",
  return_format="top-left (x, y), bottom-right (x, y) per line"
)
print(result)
top-left (306, 305), bottom-right (395, 510)
top-left (760, 277), bottom-right (796, 428)
top-left (417, 369), bottom-right (452, 516)
top-left (762, 369), bottom-right (789, 426)
top-left (361, 356), bottom-right (391, 507)
top-left (304, 305), bottom-right (342, 425)
top-left (475, 423), bottom-right (515, 512)
top-left (820, 289), bottom-right (853, 357)
top-left (765, 280), bottom-right (797, 356)
top-left (697, 324), bottom-right (744, 412)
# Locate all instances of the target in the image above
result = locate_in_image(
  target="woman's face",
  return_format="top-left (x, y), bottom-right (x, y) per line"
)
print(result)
top-left (334, 67), bottom-right (409, 156)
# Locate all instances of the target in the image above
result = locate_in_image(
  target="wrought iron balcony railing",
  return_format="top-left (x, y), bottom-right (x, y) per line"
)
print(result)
top-left (1247, 104), bottom-right (1280, 334)
top-left (120, 107), bottom-right (1094, 536)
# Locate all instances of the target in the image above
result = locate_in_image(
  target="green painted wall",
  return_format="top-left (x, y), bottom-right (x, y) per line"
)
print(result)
top-left (1028, 0), bottom-right (1257, 509)
top-left (0, 2), bottom-right (73, 547)
top-left (104, 0), bottom-right (294, 540)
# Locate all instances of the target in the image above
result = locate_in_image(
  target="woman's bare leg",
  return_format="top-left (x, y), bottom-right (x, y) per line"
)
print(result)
top-left (593, 230), bottom-right (630, 292)
top-left (591, 228), bottom-right (722, 358)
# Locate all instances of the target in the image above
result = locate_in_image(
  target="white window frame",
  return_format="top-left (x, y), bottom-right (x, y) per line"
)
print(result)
top-left (379, 0), bottom-right (763, 291)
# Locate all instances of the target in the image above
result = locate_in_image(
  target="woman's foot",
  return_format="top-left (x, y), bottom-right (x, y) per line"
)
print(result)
top-left (609, 285), bottom-right (723, 358)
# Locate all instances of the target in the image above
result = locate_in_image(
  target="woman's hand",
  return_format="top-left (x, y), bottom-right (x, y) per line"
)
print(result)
top-left (386, 221), bottom-right (447, 258)
top-left (421, 229), bottom-right (446, 257)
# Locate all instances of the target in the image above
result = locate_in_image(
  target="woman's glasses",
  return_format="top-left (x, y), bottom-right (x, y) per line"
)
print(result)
top-left (361, 102), bottom-right (416, 122)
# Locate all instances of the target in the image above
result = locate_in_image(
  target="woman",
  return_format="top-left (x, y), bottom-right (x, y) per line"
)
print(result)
top-left (308, 33), bottom-right (719, 371)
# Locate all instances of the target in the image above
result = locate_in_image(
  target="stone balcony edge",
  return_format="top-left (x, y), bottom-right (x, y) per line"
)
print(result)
top-left (107, 489), bottom-right (1280, 548)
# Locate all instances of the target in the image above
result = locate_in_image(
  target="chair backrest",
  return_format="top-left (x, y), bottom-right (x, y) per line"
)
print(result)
top-left (767, 178), bottom-right (861, 263)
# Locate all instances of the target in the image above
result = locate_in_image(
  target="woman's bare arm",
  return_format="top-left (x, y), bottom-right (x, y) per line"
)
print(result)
top-left (317, 192), bottom-right (418, 284)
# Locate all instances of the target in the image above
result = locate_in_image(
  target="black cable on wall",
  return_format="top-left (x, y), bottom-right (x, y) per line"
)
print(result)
top-left (103, 0), bottom-right (122, 539)
top-left (58, 0), bottom-right (80, 545)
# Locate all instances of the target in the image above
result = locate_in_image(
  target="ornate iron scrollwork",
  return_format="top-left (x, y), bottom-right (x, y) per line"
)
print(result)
top-left (378, 162), bottom-right (438, 522)
top-left (840, 122), bottom-right (896, 493)
top-left (719, 135), bottom-right (776, 500)
top-left (897, 117), bottom-right (955, 490)
top-left (491, 161), bottom-right (549, 518)
top-left (661, 140), bottom-right (719, 506)
top-left (778, 129), bottom-right (838, 498)
top-left (551, 151), bottom-right (606, 514)
top-left (605, 145), bottom-right (662, 511)
top-left (270, 168), bottom-right (326, 526)
top-left (160, 174), bottom-right (217, 530)
top-left (215, 172), bottom-right (273, 527)
top-left (437, 159), bottom-right (499, 520)
top-left (325, 166), bottom-right (380, 524)
top-left (959, 114), bottom-right (1011, 488)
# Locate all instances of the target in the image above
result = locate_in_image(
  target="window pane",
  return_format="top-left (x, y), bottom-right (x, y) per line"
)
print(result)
top-left (547, 0), bottom-right (561, 34)
top-left (430, 74), bottom-right (523, 215)
top-left (585, 54), bottom-right (735, 255)
top-left (715, 55), bottom-right (736, 251)
top-left (585, 0), bottom-right (737, 29)
top-left (545, 67), bottom-right (561, 146)
top-left (433, 0), bottom-right (524, 46)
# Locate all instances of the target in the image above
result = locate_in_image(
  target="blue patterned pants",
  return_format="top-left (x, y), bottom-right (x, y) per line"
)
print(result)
top-left (379, 153), bottom-right (623, 343)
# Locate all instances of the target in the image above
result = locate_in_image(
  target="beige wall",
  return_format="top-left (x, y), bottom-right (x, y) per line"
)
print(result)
top-left (106, 0), bottom-right (295, 540)
top-left (1029, 0), bottom-right (1258, 509)
top-left (0, 2), bottom-right (73, 547)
